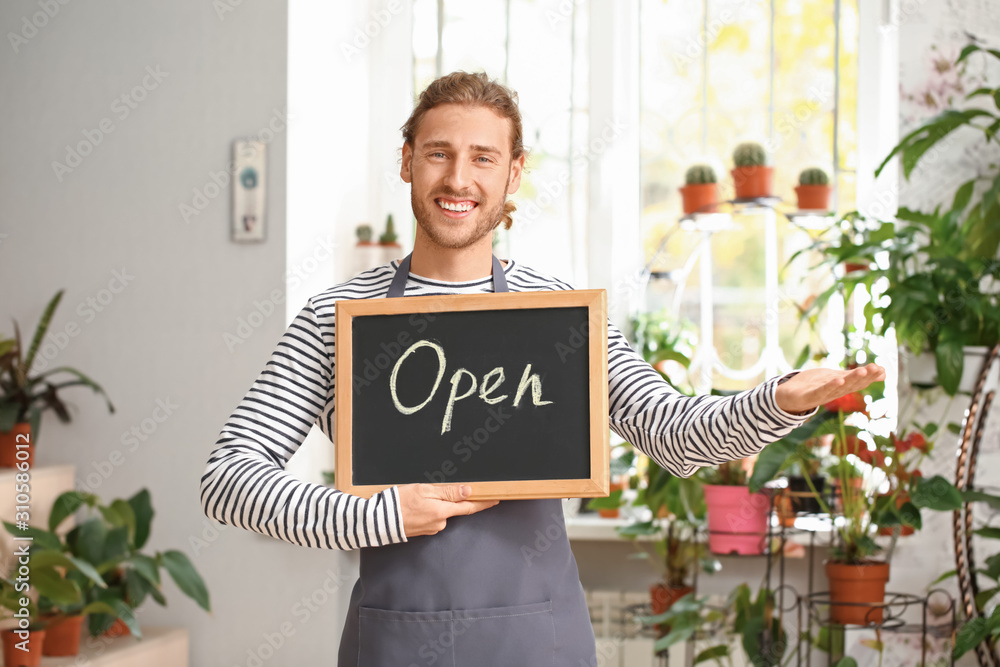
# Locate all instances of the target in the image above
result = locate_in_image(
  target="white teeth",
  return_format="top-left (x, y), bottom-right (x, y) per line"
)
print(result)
top-left (437, 200), bottom-right (475, 212)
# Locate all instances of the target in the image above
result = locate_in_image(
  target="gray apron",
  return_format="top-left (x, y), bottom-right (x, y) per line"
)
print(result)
top-left (337, 254), bottom-right (598, 666)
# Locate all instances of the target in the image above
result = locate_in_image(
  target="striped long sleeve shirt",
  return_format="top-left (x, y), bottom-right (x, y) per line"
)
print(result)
top-left (199, 258), bottom-right (818, 551)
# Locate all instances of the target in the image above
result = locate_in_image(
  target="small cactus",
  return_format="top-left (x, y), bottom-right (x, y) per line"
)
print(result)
top-left (379, 214), bottom-right (398, 245)
top-left (798, 167), bottom-right (830, 186)
top-left (685, 164), bottom-right (717, 185)
top-left (356, 224), bottom-right (373, 243)
top-left (733, 142), bottom-right (769, 167)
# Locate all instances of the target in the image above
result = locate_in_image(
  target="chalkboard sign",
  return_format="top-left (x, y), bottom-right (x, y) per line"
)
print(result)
top-left (334, 290), bottom-right (608, 501)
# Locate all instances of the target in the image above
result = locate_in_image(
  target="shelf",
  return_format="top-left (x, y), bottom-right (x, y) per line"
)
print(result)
top-left (566, 513), bottom-right (834, 544)
top-left (0, 626), bottom-right (189, 667)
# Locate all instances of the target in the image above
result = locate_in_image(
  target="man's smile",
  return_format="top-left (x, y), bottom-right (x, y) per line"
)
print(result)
top-left (435, 197), bottom-right (479, 218)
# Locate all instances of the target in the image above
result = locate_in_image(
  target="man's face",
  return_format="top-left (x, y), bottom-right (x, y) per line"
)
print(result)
top-left (401, 103), bottom-right (524, 251)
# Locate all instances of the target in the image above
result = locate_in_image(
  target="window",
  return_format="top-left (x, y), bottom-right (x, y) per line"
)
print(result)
top-left (639, 0), bottom-right (860, 391)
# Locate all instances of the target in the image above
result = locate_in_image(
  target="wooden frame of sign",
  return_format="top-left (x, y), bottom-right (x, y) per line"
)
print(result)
top-left (334, 289), bottom-right (609, 501)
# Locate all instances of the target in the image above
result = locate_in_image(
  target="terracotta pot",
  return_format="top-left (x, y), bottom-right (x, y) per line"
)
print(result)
top-left (41, 613), bottom-right (84, 656)
top-left (877, 492), bottom-right (915, 537)
top-left (0, 422), bottom-right (33, 468)
top-left (679, 183), bottom-right (718, 214)
top-left (103, 617), bottom-right (131, 638)
top-left (794, 185), bottom-right (832, 210)
top-left (598, 480), bottom-right (626, 519)
top-left (825, 560), bottom-right (890, 625)
top-left (650, 583), bottom-right (694, 616)
top-left (703, 485), bottom-right (769, 555)
top-left (775, 490), bottom-right (796, 527)
top-left (1, 628), bottom-right (46, 667)
top-left (731, 166), bottom-right (774, 199)
top-left (842, 261), bottom-right (869, 273)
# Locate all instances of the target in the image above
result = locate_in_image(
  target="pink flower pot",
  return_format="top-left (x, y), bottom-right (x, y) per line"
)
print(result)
top-left (703, 484), bottom-right (770, 555)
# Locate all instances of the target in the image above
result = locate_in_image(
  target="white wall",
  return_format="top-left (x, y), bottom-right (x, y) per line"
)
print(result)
top-left (0, 2), bottom-right (359, 665)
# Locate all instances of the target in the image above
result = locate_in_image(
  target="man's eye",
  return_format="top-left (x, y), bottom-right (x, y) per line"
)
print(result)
top-left (476, 157), bottom-right (492, 163)
top-left (431, 152), bottom-right (446, 158)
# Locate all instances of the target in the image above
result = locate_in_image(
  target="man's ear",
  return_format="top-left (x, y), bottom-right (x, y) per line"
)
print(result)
top-left (400, 143), bottom-right (413, 183)
top-left (506, 153), bottom-right (525, 195)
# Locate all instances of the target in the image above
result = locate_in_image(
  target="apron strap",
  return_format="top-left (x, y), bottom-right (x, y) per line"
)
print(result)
top-left (386, 253), bottom-right (508, 297)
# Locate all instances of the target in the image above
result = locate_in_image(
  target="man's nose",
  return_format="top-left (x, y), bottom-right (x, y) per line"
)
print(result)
top-left (443, 158), bottom-right (472, 191)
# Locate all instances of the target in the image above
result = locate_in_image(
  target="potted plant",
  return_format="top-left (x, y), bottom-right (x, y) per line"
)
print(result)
top-left (0, 574), bottom-right (47, 666)
top-left (356, 224), bottom-right (374, 246)
top-left (379, 213), bottom-right (403, 264)
top-left (795, 167), bottom-right (832, 210)
top-left (731, 142), bottom-right (773, 199)
top-left (0, 290), bottom-right (115, 467)
top-left (618, 458), bottom-right (717, 614)
top-left (638, 583), bottom-right (787, 666)
top-left (796, 388), bottom-right (927, 626)
top-left (587, 443), bottom-right (634, 518)
top-left (48, 489), bottom-right (211, 643)
top-left (679, 164), bottom-right (719, 215)
top-left (792, 44), bottom-right (1000, 395)
top-left (700, 458), bottom-right (771, 556)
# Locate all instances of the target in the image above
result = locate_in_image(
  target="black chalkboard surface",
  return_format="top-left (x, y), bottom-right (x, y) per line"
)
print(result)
top-left (334, 290), bottom-right (608, 500)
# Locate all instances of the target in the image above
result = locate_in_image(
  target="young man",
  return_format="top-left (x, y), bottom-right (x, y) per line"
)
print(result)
top-left (200, 71), bottom-right (885, 665)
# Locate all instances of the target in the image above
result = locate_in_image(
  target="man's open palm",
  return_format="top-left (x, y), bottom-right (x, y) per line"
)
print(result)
top-left (774, 363), bottom-right (886, 415)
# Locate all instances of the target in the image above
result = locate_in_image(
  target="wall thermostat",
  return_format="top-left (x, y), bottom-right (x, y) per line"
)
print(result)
top-left (232, 139), bottom-right (266, 242)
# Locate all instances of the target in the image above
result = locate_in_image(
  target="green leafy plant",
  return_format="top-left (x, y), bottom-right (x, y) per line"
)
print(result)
top-left (638, 583), bottom-right (788, 666)
top-left (733, 142), bottom-right (769, 168)
top-left (798, 167), bottom-right (830, 186)
top-left (685, 164), bottom-right (718, 185)
top-left (379, 213), bottom-right (398, 245)
top-left (0, 290), bottom-right (115, 437)
top-left (793, 43), bottom-right (1000, 395)
top-left (618, 459), bottom-right (716, 590)
top-left (4, 488), bottom-right (211, 638)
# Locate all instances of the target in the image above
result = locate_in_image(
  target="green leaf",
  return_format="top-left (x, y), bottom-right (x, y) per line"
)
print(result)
top-left (128, 488), bottom-right (154, 550)
top-left (22, 290), bottom-right (64, 378)
top-left (974, 527), bottom-right (1000, 539)
top-left (749, 440), bottom-right (799, 493)
top-left (3, 520), bottom-right (61, 551)
top-left (48, 491), bottom-right (88, 534)
top-left (912, 475), bottom-right (964, 511)
top-left (976, 587), bottom-right (999, 610)
top-left (694, 645), bottom-right (729, 664)
top-left (935, 335), bottom-right (964, 396)
top-left (29, 551), bottom-right (106, 589)
top-left (833, 658), bottom-right (859, 667)
top-left (963, 490), bottom-right (1000, 509)
top-left (126, 554), bottom-right (161, 587)
top-left (899, 501), bottom-right (922, 529)
top-left (160, 550), bottom-right (211, 612)
top-left (929, 568), bottom-right (957, 585)
top-left (33, 566), bottom-right (82, 607)
top-left (954, 616), bottom-right (990, 658)
top-left (73, 517), bottom-right (108, 565)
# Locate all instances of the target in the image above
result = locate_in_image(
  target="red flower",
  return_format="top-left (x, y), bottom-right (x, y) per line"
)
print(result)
top-left (857, 447), bottom-right (886, 468)
top-left (824, 392), bottom-right (868, 416)
top-left (892, 432), bottom-right (928, 454)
